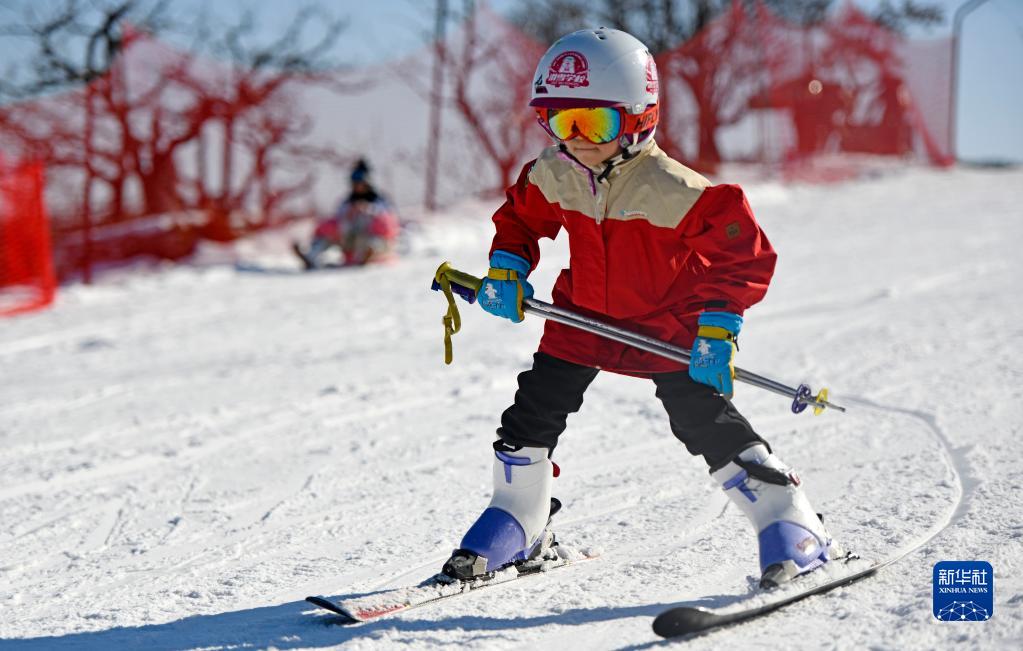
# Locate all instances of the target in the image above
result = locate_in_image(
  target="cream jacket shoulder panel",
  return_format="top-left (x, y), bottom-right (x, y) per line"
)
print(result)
top-left (526, 142), bottom-right (711, 228)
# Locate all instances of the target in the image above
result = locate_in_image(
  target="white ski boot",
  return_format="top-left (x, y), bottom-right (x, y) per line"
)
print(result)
top-left (442, 444), bottom-right (558, 581)
top-left (713, 444), bottom-right (846, 588)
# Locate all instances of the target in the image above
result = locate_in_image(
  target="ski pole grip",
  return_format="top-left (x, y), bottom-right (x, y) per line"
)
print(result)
top-left (431, 263), bottom-right (481, 304)
top-left (432, 263), bottom-right (486, 365)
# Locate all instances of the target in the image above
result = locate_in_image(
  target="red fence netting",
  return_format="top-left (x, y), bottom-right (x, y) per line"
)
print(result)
top-left (654, 0), bottom-right (953, 179)
top-left (0, 5), bottom-right (957, 290)
top-left (0, 159), bottom-right (56, 316)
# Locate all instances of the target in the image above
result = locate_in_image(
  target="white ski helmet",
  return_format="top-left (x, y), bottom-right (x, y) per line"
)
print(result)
top-left (530, 27), bottom-right (660, 152)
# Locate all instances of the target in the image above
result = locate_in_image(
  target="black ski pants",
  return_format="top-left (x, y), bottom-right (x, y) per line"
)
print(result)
top-left (497, 352), bottom-right (766, 471)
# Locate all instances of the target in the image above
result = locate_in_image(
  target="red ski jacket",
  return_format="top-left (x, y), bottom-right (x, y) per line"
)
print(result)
top-left (490, 141), bottom-right (777, 376)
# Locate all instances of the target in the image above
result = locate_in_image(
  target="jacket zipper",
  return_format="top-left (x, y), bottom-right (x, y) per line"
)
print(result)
top-left (595, 181), bottom-right (609, 224)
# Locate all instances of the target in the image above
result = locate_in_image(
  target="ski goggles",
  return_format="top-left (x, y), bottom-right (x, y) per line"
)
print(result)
top-left (535, 105), bottom-right (659, 144)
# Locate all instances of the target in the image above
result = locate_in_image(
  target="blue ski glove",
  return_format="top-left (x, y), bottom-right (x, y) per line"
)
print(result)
top-left (478, 251), bottom-right (534, 322)
top-left (689, 311), bottom-right (743, 398)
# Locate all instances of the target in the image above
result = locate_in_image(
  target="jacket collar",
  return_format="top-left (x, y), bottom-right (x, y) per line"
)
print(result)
top-left (558, 138), bottom-right (657, 186)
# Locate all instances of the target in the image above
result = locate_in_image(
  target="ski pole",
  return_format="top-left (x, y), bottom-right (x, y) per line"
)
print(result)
top-left (532, 300), bottom-right (816, 403)
top-left (524, 299), bottom-right (843, 414)
top-left (432, 262), bottom-right (845, 415)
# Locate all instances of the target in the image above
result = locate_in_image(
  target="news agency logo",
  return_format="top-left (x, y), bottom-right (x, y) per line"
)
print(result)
top-left (933, 561), bottom-right (993, 621)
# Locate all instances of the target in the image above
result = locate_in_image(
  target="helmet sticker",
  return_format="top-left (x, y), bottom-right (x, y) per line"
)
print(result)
top-left (546, 51), bottom-right (589, 88)
top-left (534, 73), bottom-right (548, 94)
top-left (645, 56), bottom-right (659, 95)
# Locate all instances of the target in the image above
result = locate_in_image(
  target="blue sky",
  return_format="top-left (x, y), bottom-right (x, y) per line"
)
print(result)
top-left (1, 0), bottom-right (1020, 162)
top-left (948, 0), bottom-right (1023, 163)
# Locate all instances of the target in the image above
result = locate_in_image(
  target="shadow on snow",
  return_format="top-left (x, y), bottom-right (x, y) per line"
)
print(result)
top-left (1, 599), bottom-right (679, 650)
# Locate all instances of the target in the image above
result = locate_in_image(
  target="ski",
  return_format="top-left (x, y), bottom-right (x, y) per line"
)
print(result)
top-left (652, 555), bottom-right (895, 638)
top-left (306, 544), bottom-right (598, 624)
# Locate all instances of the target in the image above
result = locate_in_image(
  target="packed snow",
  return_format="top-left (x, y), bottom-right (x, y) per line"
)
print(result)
top-left (1, 165), bottom-right (1022, 650)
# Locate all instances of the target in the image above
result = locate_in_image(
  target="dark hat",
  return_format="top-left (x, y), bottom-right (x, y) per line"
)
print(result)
top-left (350, 158), bottom-right (370, 183)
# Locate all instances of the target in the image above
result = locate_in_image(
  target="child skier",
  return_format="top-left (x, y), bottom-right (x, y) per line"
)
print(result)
top-left (293, 159), bottom-right (399, 269)
top-left (441, 28), bottom-right (846, 589)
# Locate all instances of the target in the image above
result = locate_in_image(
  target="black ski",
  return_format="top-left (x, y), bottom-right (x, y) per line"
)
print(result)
top-left (653, 557), bottom-right (894, 638)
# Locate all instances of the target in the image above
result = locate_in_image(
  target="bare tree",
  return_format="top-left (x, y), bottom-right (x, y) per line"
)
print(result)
top-left (507, 0), bottom-right (944, 166)
top-left (509, 0), bottom-right (729, 55)
top-left (510, 0), bottom-right (943, 45)
top-left (394, 5), bottom-right (547, 196)
top-left (181, 5), bottom-right (359, 238)
top-left (445, 8), bottom-right (547, 192)
top-left (0, 0), bottom-right (175, 281)
top-left (871, 0), bottom-right (943, 32)
top-left (0, 0), bottom-right (173, 98)
top-left (506, 0), bottom-right (592, 49)
top-left (0, 0), bottom-right (359, 279)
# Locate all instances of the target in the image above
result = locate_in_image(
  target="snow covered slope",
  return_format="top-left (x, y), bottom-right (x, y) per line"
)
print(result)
top-left (1, 166), bottom-right (1021, 650)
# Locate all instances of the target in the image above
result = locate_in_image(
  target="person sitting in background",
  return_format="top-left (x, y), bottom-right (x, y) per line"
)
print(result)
top-left (293, 159), bottom-right (399, 269)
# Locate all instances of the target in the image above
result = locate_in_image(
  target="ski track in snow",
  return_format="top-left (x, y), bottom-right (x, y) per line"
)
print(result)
top-left (1, 167), bottom-right (1022, 649)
